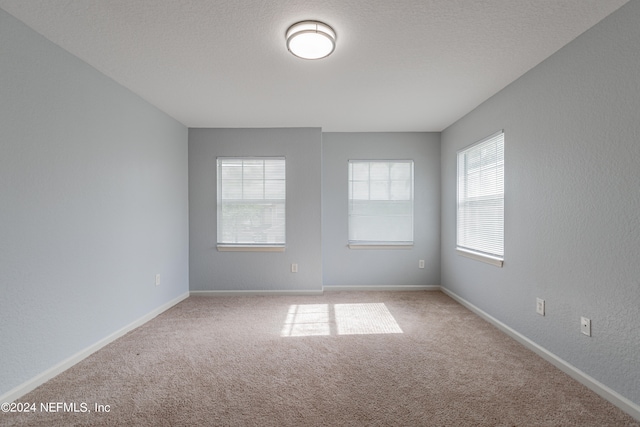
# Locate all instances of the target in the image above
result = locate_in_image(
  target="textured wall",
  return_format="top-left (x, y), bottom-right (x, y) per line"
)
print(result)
top-left (441, 1), bottom-right (640, 406)
top-left (189, 128), bottom-right (323, 292)
top-left (0, 10), bottom-right (189, 396)
top-left (322, 133), bottom-right (440, 287)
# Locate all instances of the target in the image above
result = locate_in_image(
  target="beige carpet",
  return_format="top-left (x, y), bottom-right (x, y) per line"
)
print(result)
top-left (2, 291), bottom-right (638, 426)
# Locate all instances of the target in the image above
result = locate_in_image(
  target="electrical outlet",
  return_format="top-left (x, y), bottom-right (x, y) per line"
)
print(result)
top-left (291, 263), bottom-right (298, 273)
top-left (536, 298), bottom-right (545, 316)
top-left (418, 260), bottom-right (425, 269)
top-left (581, 317), bottom-right (591, 336)
top-left (155, 274), bottom-right (160, 286)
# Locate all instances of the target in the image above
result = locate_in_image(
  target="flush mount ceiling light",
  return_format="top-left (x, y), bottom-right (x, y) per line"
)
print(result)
top-left (286, 20), bottom-right (336, 60)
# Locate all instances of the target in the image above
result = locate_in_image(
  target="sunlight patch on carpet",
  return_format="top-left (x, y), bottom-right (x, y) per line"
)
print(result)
top-left (334, 303), bottom-right (403, 335)
top-left (281, 304), bottom-right (331, 336)
top-left (280, 303), bottom-right (403, 337)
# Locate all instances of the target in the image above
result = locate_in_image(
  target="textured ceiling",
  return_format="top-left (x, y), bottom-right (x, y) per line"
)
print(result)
top-left (0, 0), bottom-right (629, 131)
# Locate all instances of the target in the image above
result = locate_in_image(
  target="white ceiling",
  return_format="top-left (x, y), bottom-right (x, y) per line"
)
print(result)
top-left (0, 0), bottom-right (629, 132)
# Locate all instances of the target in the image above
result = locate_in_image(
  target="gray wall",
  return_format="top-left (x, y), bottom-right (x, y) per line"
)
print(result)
top-left (0, 9), bottom-right (189, 397)
top-left (189, 130), bottom-right (440, 292)
top-left (189, 128), bottom-right (323, 292)
top-left (322, 133), bottom-right (440, 287)
top-left (441, 0), bottom-right (640, 406)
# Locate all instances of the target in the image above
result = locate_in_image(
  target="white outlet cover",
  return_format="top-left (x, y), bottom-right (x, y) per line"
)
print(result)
top-left (536, 298), bottom-right (545, 316)
top-left (581, 316), bottom-right (591, 336)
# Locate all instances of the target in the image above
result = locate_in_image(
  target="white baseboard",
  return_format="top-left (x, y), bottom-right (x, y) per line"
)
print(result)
top-left (190, 289), bottom-right (324, 297)
top-left (191, 286), bottom-right (437, 296)
top-left (440, 287), bottom-right (640, 421)
top-left (0, 291), bottom-right (189, 404)
top-left (323, 285), bottom-right (440, 292)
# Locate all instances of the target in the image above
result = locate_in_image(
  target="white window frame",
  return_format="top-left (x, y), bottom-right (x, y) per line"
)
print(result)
top-left (456, 131), bottom-right (504, 267)
top-left (348, 160), bottom-right (414, 249)
top-left (216, 157), bottom-right (286, 252)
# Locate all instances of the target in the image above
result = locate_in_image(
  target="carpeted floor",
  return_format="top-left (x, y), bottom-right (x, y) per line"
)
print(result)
top-left (2, 291), bottom-right (638, 426)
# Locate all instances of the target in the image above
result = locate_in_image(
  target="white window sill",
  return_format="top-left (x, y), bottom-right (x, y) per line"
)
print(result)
top-left (348, 244), bottom-right (413, 250)
top-left (217, 245), bottom-right (285, 252)
top-left (456, 248), bottom-right (503, 267)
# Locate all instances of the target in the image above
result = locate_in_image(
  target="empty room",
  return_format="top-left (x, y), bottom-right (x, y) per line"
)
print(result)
top-left (1, 1), bottom-right (639, 425)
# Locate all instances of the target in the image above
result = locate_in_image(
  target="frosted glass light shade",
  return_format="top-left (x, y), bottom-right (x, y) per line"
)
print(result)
top-left (286, 21), bottom-right (336, 60)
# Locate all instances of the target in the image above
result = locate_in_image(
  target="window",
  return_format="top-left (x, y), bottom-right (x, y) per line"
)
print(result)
top-left (348, 160), bottom-right (414, 247)
top-left (457, 131), bottom-right (504, 266)
top-left (217, 157), bottom-right (285, 251)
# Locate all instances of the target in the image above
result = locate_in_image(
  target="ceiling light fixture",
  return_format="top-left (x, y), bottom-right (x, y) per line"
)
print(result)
top-left (286, 20), bottom-right (336, 60)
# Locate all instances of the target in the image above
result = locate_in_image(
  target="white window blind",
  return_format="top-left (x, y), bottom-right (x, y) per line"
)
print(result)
top-left (457, 131), bottom-right (504, 261)
top-left (217, 157), bottom-right (285, 246)
top-left (348, 160), bottom-right (414, 245)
